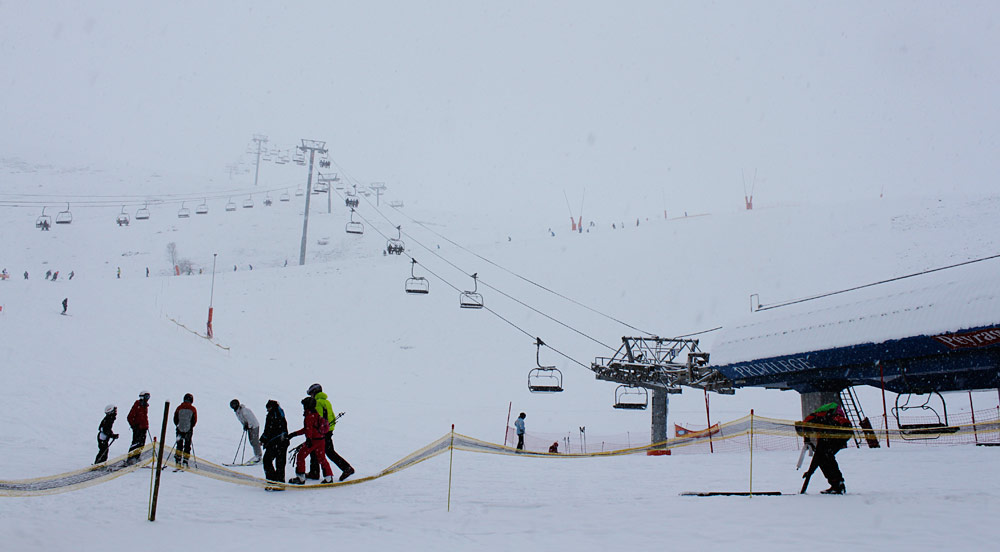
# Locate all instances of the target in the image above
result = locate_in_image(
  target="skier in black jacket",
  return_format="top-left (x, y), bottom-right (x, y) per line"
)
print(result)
top-left (260, 400), bottom-right (289, 483)
top-left (94, 405), bottom-right (120, 464)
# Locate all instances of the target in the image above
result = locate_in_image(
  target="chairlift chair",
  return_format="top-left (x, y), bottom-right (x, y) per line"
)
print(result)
top-left (459, 273), bottom-right (484, 309)
top-left (243, 196), bottom-right (254, 209)
top-left (345, 208), bottom-right (364, 235)
top-left (55, 203), bottom-right (73, 224)
top-left (177, 202), bottom-right (191, 218)
top-left (116, 206), bottom-right (130, 226)
top-left (225, 198), bottom-right (237, 212)
top-left (295, 187), bottom-right (304, 197)
top-left (279, 190), bottom-right (290, 202)
top-left (891, 391), bottom-right (960, 439)
top-left (195, 199), bottom-right (209, 214)
top-left (135, 202), bottom-right (151, 220)
top-left (528, 338), bottom-right (564, 393)
top-left (613, 385), bottom-right (649, 410)
top-left (386, 226), bottom-right (405, 255)
top-left (404, 258), bottom-right (429, 294)
top-left (314, 182), bottom-right (329, 194)
top-left (36, 207), bottom-right (52, 229)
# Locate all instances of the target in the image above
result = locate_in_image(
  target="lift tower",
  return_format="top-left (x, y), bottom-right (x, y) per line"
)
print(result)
top-left (297, 139), bottom-right (328, 265)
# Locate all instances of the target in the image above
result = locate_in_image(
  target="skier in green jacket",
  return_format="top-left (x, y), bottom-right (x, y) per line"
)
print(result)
top-left (307, 383), bottom-right (355, 482)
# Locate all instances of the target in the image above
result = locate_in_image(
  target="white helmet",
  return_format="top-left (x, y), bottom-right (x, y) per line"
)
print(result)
top-left (105, 404), bottom-right (117, 414)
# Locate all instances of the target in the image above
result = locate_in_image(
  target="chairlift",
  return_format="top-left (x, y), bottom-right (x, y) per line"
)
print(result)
top-left (345, 196), bottom-right (359, 208)
top-left (36, 207), bottom-right (52, 229)
top-left (264, 194), bottom-right (273, 207)
top-left (135, 202), bottom-right (151, 220)
top-left (528, 338), bottom-right (563, 393)
top-left (225, 198), bottom-right (237, 212)
top-left (404, 258), bottom-right (429, 294)
top-left (386, 226), bottom-right (405, 255)
top-left (195, 199), bottom-right (209, 215)
top-left (177, 202), bottom-right (191, 218)
top-left (891, 392), bottom-right (960, 439)
top-left (388, 200), bottom-right (404, 208)
top-left (243, 196), bottom-right (254, 209)
top-left (314, 182), bottom-right (329, 194)
top-left (279, 190), bottom-right (290, 202)
top-left (459, 273), bottom-right (484, 309)
top-left (613, 385), bottom-right (649, 410)
top-left (115, 205), bottom-right (130, 226)
top-left (345, 208), bottom-right (364, 235)
top-left (295, 187), bottom-right (304, 197)
top-left (55, 203), bottom-right (73, 224)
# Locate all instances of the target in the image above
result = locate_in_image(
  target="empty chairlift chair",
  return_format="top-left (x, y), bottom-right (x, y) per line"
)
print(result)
top-left (195, 199), bottom-right (209, 214)
top-left (345, 208), bottom-right (364, 235)
top-left (386, 226), bottom-right (405, 255)
top-left (243, 195), bottom-right (254, 209)
top-left (177, 202), bottom-right (191, 218)
top-left (279, 190), bottom-right (290, 202)
top-left (116, 205), bottom-right (130, 226)
top-left (135, 202), bottom-right (151, 220)
top-left (613, 385), bottom-right (648, 410)
top-left (225, 198), bottom-right (237, 212)
top-left (36, 207), bottom-right (52, 229)
top-left (55, 203), bottom-right (73, 224)
top-left (891, 391), bottom-right (960, 439)
top-left (404, 258), bottom-right (430, 294)
top-left (528, 338), bottom-right (564, 393)
top-left (459, 273), bottom-right (484, 309)
top-left (295, 187), bottom-right (304, 197)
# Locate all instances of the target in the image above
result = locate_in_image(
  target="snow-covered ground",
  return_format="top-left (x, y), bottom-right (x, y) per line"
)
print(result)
top-left (2, 162), bottom-right (998, 550)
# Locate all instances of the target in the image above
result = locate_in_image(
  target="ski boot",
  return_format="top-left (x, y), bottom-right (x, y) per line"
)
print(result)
top-left (287, 473), bottom-right (307, 485)
top-left (339, 467), bottom-right (355, 482)
top-left (321, 475), bottom-right (334, 484)
top-left (821, 482), bottom-right (846, 495)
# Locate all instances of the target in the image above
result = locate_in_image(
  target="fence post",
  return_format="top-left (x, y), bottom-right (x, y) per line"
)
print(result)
top-left (148, 401), bottom-right (170, 521)
top-left (749, 409), bottom-right (754, 495)
top-left (447, 424), bottom-right (455, 512)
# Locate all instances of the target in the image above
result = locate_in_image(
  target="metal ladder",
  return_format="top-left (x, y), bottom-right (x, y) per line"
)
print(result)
top-left (839, 387), bottom-right (866, 448)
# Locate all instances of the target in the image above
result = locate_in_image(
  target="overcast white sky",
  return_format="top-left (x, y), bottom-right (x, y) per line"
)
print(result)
top-left (2, 1), bottom-right (998, 216)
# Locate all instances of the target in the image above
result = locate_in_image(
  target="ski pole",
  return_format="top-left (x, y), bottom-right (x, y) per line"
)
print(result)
top-left (233, 429), bottom-right (247, 465)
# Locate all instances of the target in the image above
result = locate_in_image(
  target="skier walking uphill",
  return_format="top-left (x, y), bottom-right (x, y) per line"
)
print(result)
top-left (307, 383), bottom-right (355, 481)
top-left (173, 394), bottom-right (197, 466)
top-left (94, 405), bottom-right (119, 464)
top-left (126, 391), bottom-right (150, 465)
top-left (288, 396), bottom-right (333, 484)
top-left (260, 400), bottom-right (289, 483)
top-left (230, 399), bottom-right (262, 463)
top-left (801, 402), bottom-right (853, 494)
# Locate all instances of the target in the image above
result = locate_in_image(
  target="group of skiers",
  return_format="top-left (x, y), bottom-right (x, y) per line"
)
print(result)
top-left (95, 384), bottom-right (355, 486)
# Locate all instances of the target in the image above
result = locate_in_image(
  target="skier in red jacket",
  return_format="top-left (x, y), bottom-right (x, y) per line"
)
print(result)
top-left (287, 396), bottom-right (333, 484)
top-left (801, 402), bottom-right (852, 494)
top-left (126, 391), bottom-right (150, 465)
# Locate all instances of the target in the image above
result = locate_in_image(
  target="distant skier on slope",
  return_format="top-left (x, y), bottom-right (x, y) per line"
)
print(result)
top-left (230, 399), bottom-right (262, 463)
top-left (62, 298), bottom-right (68, 314)
top-left (260, 399), bottom-right (289, 483)
top-left (173, 393), bottom-right (198, 467)
top-left (307, 383), bottom-right (354, 481)
top-left (799, 402), bottom-right (852, 494)
top-left (126, 391), bottom-right (150, 465)
top-left (94, 405), bottom-right (119, 464)
top-left (287, 396), bottom-right (333, 484)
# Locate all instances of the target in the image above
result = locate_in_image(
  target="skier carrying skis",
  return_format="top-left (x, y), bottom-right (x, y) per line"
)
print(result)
top-left (515, 412), bottom-right (526, 450)
top-left (260, 399), bottom-right (289, 483)
top-left (126, 391), bottom-right (150, 465)
top-left (173, 393), bottom-right (197, 467)
top-left (229, 399), bottom-right (262, 463)
top-left (307, 383), bottom-right (355, 481)
top-left (287, 396), bottom-right (334, 484)
top-left (94, 405), bottom-right (119, 464)
top-left (800, 402), bottom-right (852, 494)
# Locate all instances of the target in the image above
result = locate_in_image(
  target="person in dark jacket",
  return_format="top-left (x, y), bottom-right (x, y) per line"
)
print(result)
top-left (260, 400), bottom-right (289, 483)
top-left (94, 405), bottom-right (120, 464)
top-left (801, 402), bottom-right (852, 494)
top-left (515, 412), bottom-right (526, 450)
top-left (287, 396), bottom-right (333, 484)
top-left (307, 383), bottom-right (355, 481)
top-left (173, 393), bottom-right (198, 467)
top-left (126, 391), bottom-right (150, 465)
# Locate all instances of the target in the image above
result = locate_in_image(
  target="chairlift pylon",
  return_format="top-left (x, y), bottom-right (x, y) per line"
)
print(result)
top-left (386, 225), bottom-right (405, 255)
top-left (459, 273), bottom-right (484, 309)
top-left (613, 385), bottom-right (648, 410)
top-left (891, 391), bottom-right (960, 439)
top-left (116, 205), bottom-right (130, 227)
top-left (55, 202), bottom-right (73, 224)
top-left (404, 258), bottom-right (429, 294)
top-left (177, 201), bottom-right (191, 218)
top-left (345, 208), bottom-right (364, 235)
top-left (528, 338), bottom-right (564, 393)
top-left (135, 202), bottom-right (151, 220)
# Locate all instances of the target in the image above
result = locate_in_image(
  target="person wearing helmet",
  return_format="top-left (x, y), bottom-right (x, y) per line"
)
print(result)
top-left (800, 402), bottom-right (852, 494)
top-left (307, 383), bottom-right (355, 481)
top-left (230, 399), bottom-right (262, 464)
top-left (126, 391), bottom-right (150, 465)
top-left (173, 393), bottom-right (198, 467)
top-left (287, 396), bottom-right (334, 484)
top-left (94, 405), bottom-right (120, 464)
top-left (260, 400), bottom-right (289, 483)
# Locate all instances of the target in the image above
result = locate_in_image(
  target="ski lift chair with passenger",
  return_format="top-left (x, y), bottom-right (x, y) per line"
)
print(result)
top-left (135, 202), bottom-right (151, 220)
top-left (404, 258), bottom-right (429, 294)
top-left (264, 194), bottom-right (273, 207)
top-left (386, 226), bottom-right (405, 255)
top-left (891, 391), bottom-right (961, 439)
top-left (116, 205), bottom-right (130, 226)
top-left (528, 338), bottom-right (564, 393)
top-left (613, 385), bottom-right (648, 410)
top-left (36, 207), bottom-right (52, 229)
top-left (177, 202), bottom-right (191, 218)
top-left (195, 199), bottom-right (209, 214)
top-left (55, 203), bottom-right (73, 224)
top-left (459, 273), bottom-right (484, 309)
top-left (345, 208), bottom-right (364, 235)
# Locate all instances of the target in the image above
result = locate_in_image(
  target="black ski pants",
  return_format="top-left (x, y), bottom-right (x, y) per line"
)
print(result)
top-left (263, 444), bottom-right (288, 483)
top-left (126, 427), bottom-right (146, 465)
top-left (175, 430), bottom-right (193, 464)
top-left (309, 433), bottom-right (352, 476)
top-left (814, 443), bottom-right (845, 486)
top-left (95, 437), bottom-right (111, 464)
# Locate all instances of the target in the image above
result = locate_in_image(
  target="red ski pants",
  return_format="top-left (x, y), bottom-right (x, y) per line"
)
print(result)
top-left (296, 439), bottom-right (331, 476)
